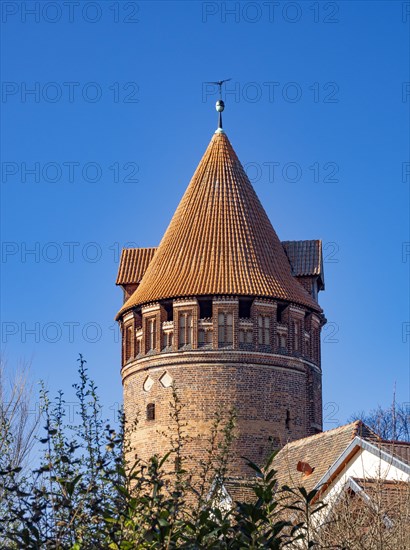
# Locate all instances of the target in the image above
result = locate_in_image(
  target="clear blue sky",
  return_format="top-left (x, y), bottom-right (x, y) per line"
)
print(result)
top-left (1, 1), bottom-right (409, 430)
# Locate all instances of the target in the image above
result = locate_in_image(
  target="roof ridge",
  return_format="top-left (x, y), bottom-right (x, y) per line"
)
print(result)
top-left (281, 421), bottom-right (364, 450)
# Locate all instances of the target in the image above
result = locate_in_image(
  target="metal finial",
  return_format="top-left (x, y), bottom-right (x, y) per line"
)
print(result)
top-left (204, 78), bottom-right (231, 131)
top-left (216, 99), bottom-right (225, 129)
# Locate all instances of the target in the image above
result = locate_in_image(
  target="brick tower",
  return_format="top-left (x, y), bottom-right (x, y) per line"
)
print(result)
top-left (116, 111), bottom-right (326, 494)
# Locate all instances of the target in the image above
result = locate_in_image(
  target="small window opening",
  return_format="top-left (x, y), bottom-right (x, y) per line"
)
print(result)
top-left (239, 298), bottom-right (252, 318)
top-left (285, 409), bottom-right (291, 430)
top-left (163, 301), bottom-right (173, 322)
top-left (146, 403), bottom-right (155, 421)
top-left (199, 299), bottom-right (212, 319)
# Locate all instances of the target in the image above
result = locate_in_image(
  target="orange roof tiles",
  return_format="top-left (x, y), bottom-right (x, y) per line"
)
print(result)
top-left (116, 247), bottom-right (157, 285)
top-left (117, 131), bottom-right (321, 318)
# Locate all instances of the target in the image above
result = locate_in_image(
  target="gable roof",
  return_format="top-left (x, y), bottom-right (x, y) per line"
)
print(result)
top-left (117, 131), bottom-right (321, 318)
top-left (272, 421), bottom-right (379, 494)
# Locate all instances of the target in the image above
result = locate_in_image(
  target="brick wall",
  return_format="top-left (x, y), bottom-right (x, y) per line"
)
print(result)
top-left (120, 295), bottom-right (325, 490)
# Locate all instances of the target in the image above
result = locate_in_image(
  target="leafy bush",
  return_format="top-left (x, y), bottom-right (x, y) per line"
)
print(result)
top-left (0, 355), bottom-right (323, 549)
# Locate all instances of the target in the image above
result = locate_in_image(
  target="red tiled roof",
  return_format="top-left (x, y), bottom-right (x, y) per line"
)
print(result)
top-left (272, 421), bottom-right (378, 493)
top-left (351, 478), bottom-right (410, 520)
top-left (116, 242), bottom-right (322, 288)
top-left (117, 131), bottom-right (321, 318)
top-left (378, 441), bottom-right (410, 466)
top-left (116, 247), bottom-right (157, 285)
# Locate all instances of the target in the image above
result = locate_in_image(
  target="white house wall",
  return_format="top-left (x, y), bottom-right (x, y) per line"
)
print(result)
top-left (323, 447), bottom-right (409, 507)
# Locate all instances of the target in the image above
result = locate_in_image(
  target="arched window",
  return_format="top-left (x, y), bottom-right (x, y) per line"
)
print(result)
top-left (146, 403), bottom-right (155, 421)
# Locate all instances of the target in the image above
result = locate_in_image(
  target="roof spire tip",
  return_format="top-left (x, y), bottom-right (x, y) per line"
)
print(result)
top-left (215, 99), bottom-right (225, 133)
top-left (205, 78), bottom-right (231, 133)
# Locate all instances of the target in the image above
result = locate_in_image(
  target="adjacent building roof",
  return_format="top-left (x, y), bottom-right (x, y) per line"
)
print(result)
top-left (272, 421), bottom-right (379, 494)
top-left (117, 131), bottom-right (321, 318)
top-left (351, 477), bottom-right (409, 518)
top-left (377, 440), bottom-right (410, 466)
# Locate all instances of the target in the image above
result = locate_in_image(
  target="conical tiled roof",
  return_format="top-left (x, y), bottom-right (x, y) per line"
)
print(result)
top-left (118, 131), bottom-right (321, 317)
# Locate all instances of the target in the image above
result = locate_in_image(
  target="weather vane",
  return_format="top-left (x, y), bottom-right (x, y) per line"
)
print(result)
top-left (205, 78), bottom-right (231, 130)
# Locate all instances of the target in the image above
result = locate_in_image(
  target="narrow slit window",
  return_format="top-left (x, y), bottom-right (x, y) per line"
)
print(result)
top-left (226, 313), bottom-right (233, 344)
top-left (294, 321), bottom-right (299, 351)
top-left (146, 403), bottom-right (155, 421)
top-left (258, 315), bottom-right (270, 346)
top-left (218, 313), bottom-right (225, 344)
top-left (218, 312), bottom-right (233, 345)
top-left (125, 325), bottom-right (133, 361)
top-left (258, 315), bottom-right (263, 345)
top-left (264, 317), bottom-right (270, 345)
top-left (148, 319), bottom-right (156, 351)
top-left (179, 314), bottom-right (186, 346)
top-left (187, 314), bottom-right (193, 344)
top-left (285, 409), bottom-right (290, 430)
